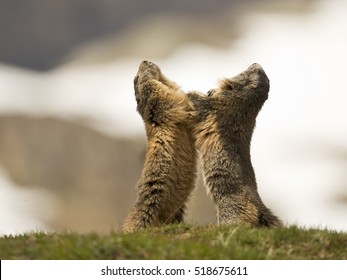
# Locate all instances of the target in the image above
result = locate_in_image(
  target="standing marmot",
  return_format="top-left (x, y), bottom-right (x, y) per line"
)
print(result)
top-left (188, 63), bottom-right (282, 227)
top-left (123, 61), bottom-right (197, 232)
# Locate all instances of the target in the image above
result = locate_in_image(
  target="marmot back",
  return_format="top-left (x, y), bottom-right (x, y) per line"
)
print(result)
top-left (188, 63), bottom-right (282, 227)
top-left (123, 61), bottom-right (197, 232)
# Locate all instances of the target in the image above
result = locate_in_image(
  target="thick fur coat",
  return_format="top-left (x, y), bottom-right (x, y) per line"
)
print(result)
top-left (188, 63), bottom-right (282, 227)
top-left (123, 61), bottom-right (197, 232)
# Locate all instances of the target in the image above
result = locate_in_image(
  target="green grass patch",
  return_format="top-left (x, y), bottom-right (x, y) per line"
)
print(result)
top-left (1, 224), bottom-right (346, 259)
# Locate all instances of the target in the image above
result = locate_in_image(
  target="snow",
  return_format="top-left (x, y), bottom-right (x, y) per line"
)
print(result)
top-left (0, 167), bottom-right (57, 235)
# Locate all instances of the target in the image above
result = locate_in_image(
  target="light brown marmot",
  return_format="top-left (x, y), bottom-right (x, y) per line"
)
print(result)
top-left (123, 61), bottom-right (197, 232)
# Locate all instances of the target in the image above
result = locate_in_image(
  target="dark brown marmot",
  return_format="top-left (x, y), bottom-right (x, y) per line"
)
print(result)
top-left (188, 63), bottom-right (282, 227)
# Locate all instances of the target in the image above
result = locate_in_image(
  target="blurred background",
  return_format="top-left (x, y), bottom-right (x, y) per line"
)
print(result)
top-left (1, 0), bottom-right (347, 235)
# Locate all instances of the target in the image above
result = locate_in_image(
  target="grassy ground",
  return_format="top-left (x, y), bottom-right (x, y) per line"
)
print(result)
top-left (1, 224), bottom-right (346, 260)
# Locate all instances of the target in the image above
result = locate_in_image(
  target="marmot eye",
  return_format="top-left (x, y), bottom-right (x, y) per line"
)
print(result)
top-left (207, 89), bottom-right (214, 97)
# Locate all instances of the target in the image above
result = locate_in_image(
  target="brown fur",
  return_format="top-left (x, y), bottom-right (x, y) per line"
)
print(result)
top-left (123, 61), bottom-right (197, 232)
top-left (188, 63), bottom-right (282, 227)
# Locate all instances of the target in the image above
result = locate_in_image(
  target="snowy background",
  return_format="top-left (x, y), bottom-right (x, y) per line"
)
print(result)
top-left (1, 0), bottom-right (347, 235)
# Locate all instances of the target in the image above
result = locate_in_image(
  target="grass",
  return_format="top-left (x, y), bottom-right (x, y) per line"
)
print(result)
top-left (0, 224), bottom-right (346, 260)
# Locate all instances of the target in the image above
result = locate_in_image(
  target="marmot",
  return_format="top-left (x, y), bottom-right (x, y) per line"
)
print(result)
top-left (188, 63), bottom-right (282, 227)
top-left (123, 61), bottom-right (197, 232)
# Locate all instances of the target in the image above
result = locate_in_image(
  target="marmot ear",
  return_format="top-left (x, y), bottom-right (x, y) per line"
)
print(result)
top-left (218, 78), bottom-right (234, 92)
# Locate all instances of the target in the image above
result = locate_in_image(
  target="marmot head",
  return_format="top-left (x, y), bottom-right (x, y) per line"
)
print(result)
top-left (210, 63), bottom-right (269, 107)
top-left (134, 61), bottom-right (161, 116)
top-left (133, 60), bottom-right (191, 128)
top-left (188, 63), bottom-right (270, 143)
